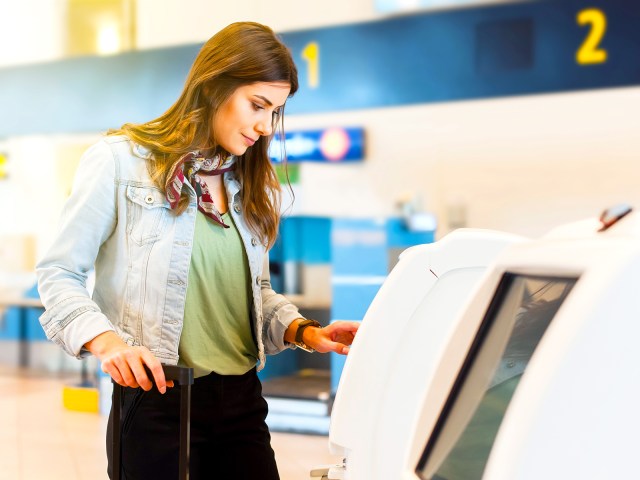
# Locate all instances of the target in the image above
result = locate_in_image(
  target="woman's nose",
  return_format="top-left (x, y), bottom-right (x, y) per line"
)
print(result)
top-left (255, 118), bottom-right (273, 136)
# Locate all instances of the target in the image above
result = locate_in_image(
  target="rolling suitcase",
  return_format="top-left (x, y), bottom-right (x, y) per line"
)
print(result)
top-left (111, 364), bottom-right (195, 480)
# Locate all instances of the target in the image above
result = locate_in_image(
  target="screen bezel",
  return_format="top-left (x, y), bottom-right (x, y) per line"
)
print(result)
top-left (415, 272), bottom-right (579, 480)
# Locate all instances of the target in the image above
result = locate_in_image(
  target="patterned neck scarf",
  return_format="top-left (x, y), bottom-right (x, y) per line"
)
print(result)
top-left (165, 151), bottom-right (236, 228)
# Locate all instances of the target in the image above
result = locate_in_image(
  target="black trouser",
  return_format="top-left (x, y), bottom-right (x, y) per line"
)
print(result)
top-left (106, 367), bottom-right (280, 480)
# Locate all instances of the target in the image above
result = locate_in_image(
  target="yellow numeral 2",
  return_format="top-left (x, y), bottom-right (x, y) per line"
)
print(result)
top-left (576, 8), bottom-right (607, 65)
top-left (302, 42), bottom-right (320, 89)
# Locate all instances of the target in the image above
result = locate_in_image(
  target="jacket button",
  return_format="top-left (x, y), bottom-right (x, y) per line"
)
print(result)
top-left (251, 238), bottom-right (258, 246)
top-left (145, 194), bottom-right (154, 204)
top-left (234, 204), bottom-right (241, 213)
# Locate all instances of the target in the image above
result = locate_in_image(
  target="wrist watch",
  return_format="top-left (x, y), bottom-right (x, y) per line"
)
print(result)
top-left (294, 319), bottom-right (322, 352)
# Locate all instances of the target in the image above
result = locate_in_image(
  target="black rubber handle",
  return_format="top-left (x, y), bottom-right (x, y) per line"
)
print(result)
top-left (143, 364), bottom-right (194, 386)
top-left (162, 364), bottom-right (194, 385)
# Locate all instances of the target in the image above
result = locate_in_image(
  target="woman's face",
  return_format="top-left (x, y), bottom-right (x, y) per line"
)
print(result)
top-left (213, 81), bottom-right (291, 156)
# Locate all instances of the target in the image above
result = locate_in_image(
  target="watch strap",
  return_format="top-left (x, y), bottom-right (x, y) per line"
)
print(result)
top-left (294, 319), bottom-right (322, 352)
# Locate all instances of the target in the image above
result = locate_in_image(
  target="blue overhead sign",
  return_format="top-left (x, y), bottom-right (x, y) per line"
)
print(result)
top-left (281, 0), bottom-right (640, 114)
top-left (0, 0), bottom-right (639, 135)
top-left (269, 127), bottom-right (365, 163)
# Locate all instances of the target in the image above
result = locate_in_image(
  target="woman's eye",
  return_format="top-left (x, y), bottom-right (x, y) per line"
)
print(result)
top-left (252, 103), bottom-right (264, 111)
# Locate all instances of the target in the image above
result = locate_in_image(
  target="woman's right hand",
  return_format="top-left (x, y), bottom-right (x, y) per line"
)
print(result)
top-left (85, 331), bottom-right (173, 393)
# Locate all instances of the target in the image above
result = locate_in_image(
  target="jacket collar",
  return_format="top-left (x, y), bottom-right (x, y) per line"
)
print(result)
top-left (131, 141), bottom-right (241, 196)
top-left (224, 171), bottom-right (241, 197)
top-left (131, 142), bottom-right (153, 160)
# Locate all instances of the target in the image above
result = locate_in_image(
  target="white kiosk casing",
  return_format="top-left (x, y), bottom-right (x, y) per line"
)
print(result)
top-left (323, 229), bottom-right (525, 479)
top-left (404, 208), bottom-right (640, 479)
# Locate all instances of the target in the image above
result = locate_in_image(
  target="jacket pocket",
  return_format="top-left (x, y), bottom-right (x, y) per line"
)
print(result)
top-left (126, 185), bottom-right (170, 246)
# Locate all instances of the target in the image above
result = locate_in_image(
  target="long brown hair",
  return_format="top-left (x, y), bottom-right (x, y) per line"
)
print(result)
top-left (111, 22), bottom-right (298, 247)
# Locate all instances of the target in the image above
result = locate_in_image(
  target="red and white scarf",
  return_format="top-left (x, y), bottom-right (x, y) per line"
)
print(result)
top-left (165, 151), bottom-right (236, 228)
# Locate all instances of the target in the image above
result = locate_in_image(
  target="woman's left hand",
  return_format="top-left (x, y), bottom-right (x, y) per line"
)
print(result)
top-left (305, 321), bottom-right (360, 355)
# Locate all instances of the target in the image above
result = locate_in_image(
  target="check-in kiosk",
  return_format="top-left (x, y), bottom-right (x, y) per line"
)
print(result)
top-left (403, 206), bottom-right (638, 479)
top-left (315, 229), bottom-right (524, 479)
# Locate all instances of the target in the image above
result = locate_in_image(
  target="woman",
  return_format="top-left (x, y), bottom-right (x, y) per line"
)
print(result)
top-left (36, 22), bottom-right (359, 479)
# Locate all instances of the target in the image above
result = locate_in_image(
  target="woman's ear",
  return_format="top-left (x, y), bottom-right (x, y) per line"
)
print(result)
top-left (201, 81), bottom-right (213, 99)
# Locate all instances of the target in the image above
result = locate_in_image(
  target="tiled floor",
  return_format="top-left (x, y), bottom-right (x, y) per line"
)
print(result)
top-left (0, 367), bottom-right (341, 480)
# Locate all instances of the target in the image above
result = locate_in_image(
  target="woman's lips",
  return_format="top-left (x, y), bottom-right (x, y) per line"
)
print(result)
top-left (242, 134), bottom-right (256, 146)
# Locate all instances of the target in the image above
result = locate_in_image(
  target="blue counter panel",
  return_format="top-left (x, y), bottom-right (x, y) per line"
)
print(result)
top-left (26, 308), bottom-right (48, 341)
top-left (332, 283), bottom-right (384, 322)
top-left (257, 348), bottom-right (299, 382)
top-left (1, 0), bottom-right (638, 136)
top-left (386, 217), bottom-right (435, 248)
top-left (0, 307), bottom-right (46, 341)
top-left (0, 309), bottom-right (21, 340)
top-left (331, 351), bottom-right (348, 393)
top-left (277, 216), bottom-right (332, 264)
top-left (331, 218), bottom-right (388, 277)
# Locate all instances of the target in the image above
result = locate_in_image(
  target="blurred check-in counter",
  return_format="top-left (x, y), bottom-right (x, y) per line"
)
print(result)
top-left (262, 214), bottom-right (435, 434)
top-left (0, 234), bottom-right (74, 372)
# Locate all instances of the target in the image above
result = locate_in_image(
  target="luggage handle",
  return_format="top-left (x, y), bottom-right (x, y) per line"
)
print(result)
top-left (112, 364), bottom-right (194, 480)
top-left (161, 364), bottom-right (195, 386)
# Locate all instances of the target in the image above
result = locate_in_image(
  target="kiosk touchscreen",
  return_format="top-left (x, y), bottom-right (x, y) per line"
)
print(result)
top-left (416, 274), bottom-right (576, 479)
top-left (404, 206), bottom-right (640, 480)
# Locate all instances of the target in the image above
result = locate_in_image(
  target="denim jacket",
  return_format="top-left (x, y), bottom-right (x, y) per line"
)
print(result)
top-left (36, 135), bottom-right (302, 370)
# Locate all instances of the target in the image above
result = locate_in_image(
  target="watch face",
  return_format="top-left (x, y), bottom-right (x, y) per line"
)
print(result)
top-left (295, 342), bottom-right (314, 353)
top-left (296, 342), bottom-right (315, 353)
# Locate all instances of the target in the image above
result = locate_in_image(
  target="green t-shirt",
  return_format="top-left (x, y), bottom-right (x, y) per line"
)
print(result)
top-left (178, 211), bottom-right (258, 377)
